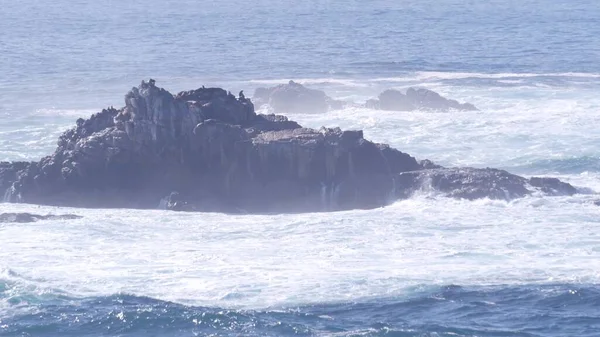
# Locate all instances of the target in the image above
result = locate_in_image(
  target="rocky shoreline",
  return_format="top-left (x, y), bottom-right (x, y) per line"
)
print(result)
top-left (0, 80), bottom-right (578, 213)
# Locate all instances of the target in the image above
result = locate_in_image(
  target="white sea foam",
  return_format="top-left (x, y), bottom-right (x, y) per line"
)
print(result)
top-left (248, 78), bottom-right (367, 87)
top-left (31, 108), bottom-right (97, 117)
top-left (1, 194), bottom-right (600, 310)
top-left (291, 84), bottom-right (600, 173)
top-left (373, 71), bottom-right (600, 83)
top-left (246, 72), bottom-right (600, 90)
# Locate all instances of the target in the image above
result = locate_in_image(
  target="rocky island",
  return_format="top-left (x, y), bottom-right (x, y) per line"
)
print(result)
top-left (366, 87), bottom-right (478, 112)
top-left (0, 80), bottom-right (577, 213)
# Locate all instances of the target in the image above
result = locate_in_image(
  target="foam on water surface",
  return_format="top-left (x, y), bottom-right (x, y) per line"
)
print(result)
top-left (2, 192), bottom-right (600, 311)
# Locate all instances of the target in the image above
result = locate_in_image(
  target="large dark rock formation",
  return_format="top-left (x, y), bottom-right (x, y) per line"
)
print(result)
top-left (366, 88), bottom-right (478, 112)
top-left (253, 80), bottom-right (345, 114)
top-left (0, 80), bottom-right (577, 213)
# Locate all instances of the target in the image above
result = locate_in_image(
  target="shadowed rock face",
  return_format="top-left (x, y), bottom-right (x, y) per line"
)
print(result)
top-left (1, 162), bottom-right (30, 200)
top-left (0, 80), bottom-right (578, 213)
top-left (253, 80), bottom-right (345, 114)
top-left (367, 88), bottom-right (478, 112)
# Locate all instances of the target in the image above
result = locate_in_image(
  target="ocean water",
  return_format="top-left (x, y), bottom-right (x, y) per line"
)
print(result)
top-left (2, 0), bottom-right (600, 336)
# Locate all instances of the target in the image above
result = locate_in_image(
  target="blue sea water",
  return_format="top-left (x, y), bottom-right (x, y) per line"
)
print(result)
top-left (2, 0), bottom-right (600, 336)
top-left (2, 283), bottom-right (600, 337)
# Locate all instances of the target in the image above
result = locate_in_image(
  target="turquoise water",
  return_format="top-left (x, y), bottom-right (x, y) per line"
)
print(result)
top-left (2, 1), bottom-right (600, 336)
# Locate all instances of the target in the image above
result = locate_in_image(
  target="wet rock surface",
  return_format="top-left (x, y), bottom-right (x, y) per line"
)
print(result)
top-left (394, 168), bottom-right (577, 200)
top-left (0, 212), bottom-right (82, 223)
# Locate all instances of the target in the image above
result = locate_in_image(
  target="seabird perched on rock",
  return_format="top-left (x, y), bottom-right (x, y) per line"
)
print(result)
top-left (239, 90), bottom-right (245, 100)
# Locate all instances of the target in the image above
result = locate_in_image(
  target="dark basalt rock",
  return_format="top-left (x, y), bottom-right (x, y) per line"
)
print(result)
top-left (395, 168), bottom-right (579, 200)
top-left (245, 114), bottom-right (302, 136)
top-left (395, 168), bottom-right (531, 200)
top-left (0, 80), bottom-right (577, 213)
top-left (253, 80), bottom-right (345, 114)
top-left (1, 161), bottom-right (30, 200)
top-left (368, 88), bottom-right (478, 112)
top-left (529, 177), bottom-right (578, 196)
top-left (0, 212), bottom-right (82, 223)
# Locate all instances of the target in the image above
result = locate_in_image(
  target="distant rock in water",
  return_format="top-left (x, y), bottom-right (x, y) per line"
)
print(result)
top-left (253, 80), bottom-right (345, 114)
top-left (0, 80), bottom-right (577, 213)
top-left (395, 168), bottom-right (577, 200)
top-left (0, 213), bottom-right (82, 223)
top-left (251, 82), bottom-right (476, 114)
top-left (366, 88), bottom-right (478, 112)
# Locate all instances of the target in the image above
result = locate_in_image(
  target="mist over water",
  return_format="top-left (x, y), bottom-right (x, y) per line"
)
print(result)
top-left (2, 0), bottom-right (600, 336)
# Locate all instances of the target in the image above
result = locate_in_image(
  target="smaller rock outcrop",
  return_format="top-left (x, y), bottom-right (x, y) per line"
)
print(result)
top-left (0, 213), bottom-right (82, 223)
top-left (367, 88), bottom-right (478, 112)
top-left (253, 80), bottom-right (345, 114)
top-left (529, 177), bottom-right (578, 196)
top-left (395, 167), bottom-right (578, 200)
